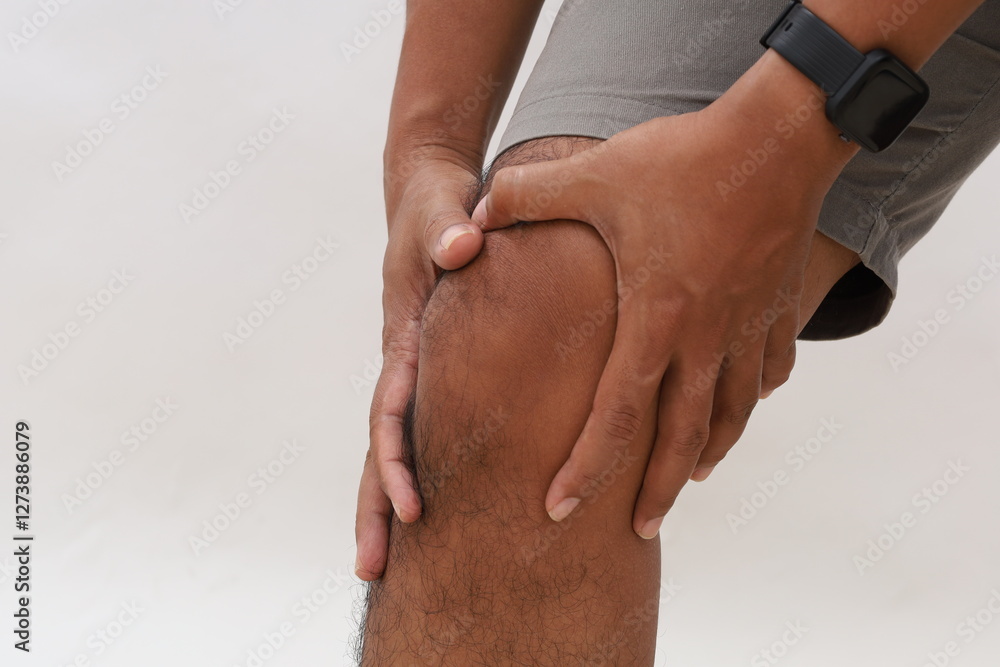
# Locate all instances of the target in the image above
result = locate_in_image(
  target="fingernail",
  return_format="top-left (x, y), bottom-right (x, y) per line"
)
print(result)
top-left (690, 466), bottom-right (716, 482)
top-left (638, 516), bottom-right (664, 540)
top-left (471, 196), bottom-right (488, 225)
top-left (547, 497), bottom-right (581, 522)
top-left (440, 225), bottom-right (473, 251)
top-left (760, 389), bottom-right (774, 399)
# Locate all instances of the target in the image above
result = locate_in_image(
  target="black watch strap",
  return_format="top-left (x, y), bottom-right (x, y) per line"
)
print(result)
top-left (760, 1), bottom-right (866, 95)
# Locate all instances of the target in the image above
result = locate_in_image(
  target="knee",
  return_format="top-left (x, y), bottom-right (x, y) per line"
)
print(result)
top-left (422, 220), bottom-right (618, 371)
top-left (411, 220), bottom-right (620, 512)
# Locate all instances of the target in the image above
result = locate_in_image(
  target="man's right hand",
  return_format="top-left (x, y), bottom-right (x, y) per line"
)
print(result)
top-left (355, 157), bottom-right (481, 581)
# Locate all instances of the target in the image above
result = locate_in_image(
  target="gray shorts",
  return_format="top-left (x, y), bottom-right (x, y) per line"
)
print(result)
top-left (496, 0), bottom-right (1000, 340)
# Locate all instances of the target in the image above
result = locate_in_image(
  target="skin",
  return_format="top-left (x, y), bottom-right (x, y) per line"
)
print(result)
top-left (358, 0), bottom-right (987, 579)
top-left (359, 136), bottom-right (863, 664)
top-left (359, 0), bottom-right (546, 580)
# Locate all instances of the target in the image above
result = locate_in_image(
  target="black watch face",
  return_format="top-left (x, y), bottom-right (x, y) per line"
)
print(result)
top-left (830, 56), bottom-right (930, 152)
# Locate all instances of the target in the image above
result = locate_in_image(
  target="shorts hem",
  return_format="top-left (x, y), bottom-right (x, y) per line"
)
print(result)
top-left (497, 94), bottom-right (683, 157)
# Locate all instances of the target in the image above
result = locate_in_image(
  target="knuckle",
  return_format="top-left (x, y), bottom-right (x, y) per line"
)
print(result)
top-left (668, 425), bottom-right (710, 457)
top-left (597, 403), bottom-right (646, 444)
top-left (718, 398), bottom-right (758, 426)
top-left (765, 337), bottom-right (797, 359)
top-left (762, 350), bottom-right (796, 387)
top-left (488, 168), bottom-right (519, 210)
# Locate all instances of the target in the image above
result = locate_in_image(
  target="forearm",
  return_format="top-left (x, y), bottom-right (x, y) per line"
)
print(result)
top-left (384, 0), bottom-right (544, 209)
top-left (807, 0), bottom-right (985, 68)
top-left (709, 0), bottom-right (987, 213)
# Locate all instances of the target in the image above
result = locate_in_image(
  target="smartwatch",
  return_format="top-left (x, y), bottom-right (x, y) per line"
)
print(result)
top-left (760, 0), bottom-right (929, 152)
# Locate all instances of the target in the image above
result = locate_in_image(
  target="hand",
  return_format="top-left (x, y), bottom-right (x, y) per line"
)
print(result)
top-left (472, 85), bottom-right (853, 538)
top-left (356, 157), bottom-right (482, 580)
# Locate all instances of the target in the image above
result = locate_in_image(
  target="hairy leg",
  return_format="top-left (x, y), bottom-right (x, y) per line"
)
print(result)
top-left (359, 136), bottom-right (860, 665)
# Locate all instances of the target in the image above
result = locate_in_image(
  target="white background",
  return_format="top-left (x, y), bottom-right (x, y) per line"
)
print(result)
top-left (0, 1), bottom-right (997, 666)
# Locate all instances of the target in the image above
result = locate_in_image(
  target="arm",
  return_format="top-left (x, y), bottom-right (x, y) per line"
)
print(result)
top-left (722, 0), bottom-right (987, 178)
top-left (357, 0), bottom-right (544, 580)
top-left (473, 0), bottom-right (987, 538)
top-left (807, 0), bottom-right (984, 66)
top-left (384, 0), bottom-right (544, 220)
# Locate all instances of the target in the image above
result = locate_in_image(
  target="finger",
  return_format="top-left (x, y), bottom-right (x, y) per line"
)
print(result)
top-left (354, 452), bottom-right (392, 580)
top-left (632, 355), bottom-right (716, 538)
top-left (760, 300), bottom-right (800, 397)
top-left (423, 204), bottom-right (483, 271)
top-left (544, 306), bottom-right (671, 522)
top-left (691, 336), bottom-right (767, 481)
top-left (369, 347), bottom-right (423, 524)
top-left (471, 157), bottom-right (595, 231)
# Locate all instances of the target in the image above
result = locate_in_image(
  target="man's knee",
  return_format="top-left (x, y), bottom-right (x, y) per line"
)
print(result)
top-left (414, 219), bottom-right (619, 514)
top-left (427, 220), bottom-right (617, 364)
top-left (360, 141), bottom-right (661, 665)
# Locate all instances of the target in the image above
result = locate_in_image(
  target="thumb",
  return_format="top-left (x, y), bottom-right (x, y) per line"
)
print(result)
top-left (472, 159), bottom-right (589, 230)
top-left (424, 203), bottom-right (483, 271)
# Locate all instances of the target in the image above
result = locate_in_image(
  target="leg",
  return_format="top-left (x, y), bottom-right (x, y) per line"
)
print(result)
top-left (359, 136), bottom-right (861, 665)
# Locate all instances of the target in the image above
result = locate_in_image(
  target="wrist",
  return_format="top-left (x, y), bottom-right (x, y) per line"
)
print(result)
top-left (711, 48), bottom-right (859, 187)
top-left (384, 133), bottom-right (482, 208)
top-left (384, 153), bottom-right (479, 231)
